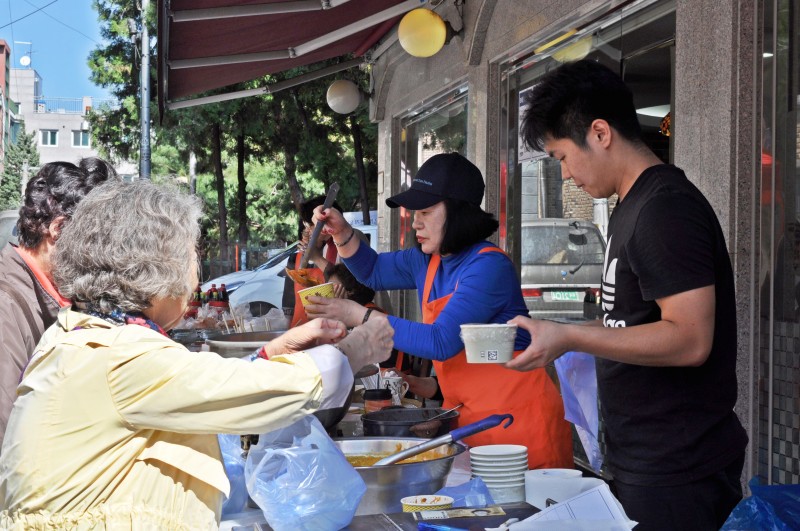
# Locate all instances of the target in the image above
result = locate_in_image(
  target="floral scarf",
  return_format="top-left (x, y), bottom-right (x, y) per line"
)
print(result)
top-left (72, 302), bottom-right (168, 337)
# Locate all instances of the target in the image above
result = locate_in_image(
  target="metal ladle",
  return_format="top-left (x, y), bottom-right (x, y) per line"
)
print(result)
top-left (373, 413), bottom-right (514, 466)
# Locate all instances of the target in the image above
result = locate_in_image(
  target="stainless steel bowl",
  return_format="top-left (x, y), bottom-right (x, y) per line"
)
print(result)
top-left (335, 437), bottom-right (466, 515)
top-left (206, 330), bottom-right (287, 358)
top-left (170, 328), bottom-right (224, 346)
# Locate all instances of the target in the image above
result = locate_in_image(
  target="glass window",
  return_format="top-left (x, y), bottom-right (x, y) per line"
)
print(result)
top-left (500, 0), bottom-right (675, 262)
top-left (757, 0), bottom-right (799, 486)
top-left (72, 130), bottom-right (90, 147)
top-left (397, 85), bottom-right (468, 252)
top-left (395, 84), bottom-right (468, 324)
top-left (40, 130), bottom-right (57, 146)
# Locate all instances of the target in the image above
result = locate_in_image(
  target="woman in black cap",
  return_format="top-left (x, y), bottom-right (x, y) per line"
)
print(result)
top-left (308, 153), bottom-right (572, 469)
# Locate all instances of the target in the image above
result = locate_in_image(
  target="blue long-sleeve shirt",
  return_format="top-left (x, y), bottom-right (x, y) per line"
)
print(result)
top-left (343, 241), bottom-right (531, 361)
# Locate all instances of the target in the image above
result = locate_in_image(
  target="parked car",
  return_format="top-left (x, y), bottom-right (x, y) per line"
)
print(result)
top-left (202, 224), bottom-right (380, 317)
top-left (520, 218), bottom-right (606, 322)
top-left (0, 209), bottom-right (19, 248)
top-left (201, 242), bottom-right (299, 315)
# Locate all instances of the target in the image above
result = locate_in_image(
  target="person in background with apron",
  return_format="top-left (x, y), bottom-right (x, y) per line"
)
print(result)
top-left (311, 153), bottom-right (572, 469)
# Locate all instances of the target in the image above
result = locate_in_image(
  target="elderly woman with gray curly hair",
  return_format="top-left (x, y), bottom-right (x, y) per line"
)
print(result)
top-left (0, 179), bottom-right (394, 530)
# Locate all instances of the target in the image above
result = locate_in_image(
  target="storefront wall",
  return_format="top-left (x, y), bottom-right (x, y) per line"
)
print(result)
top-left (370, 0), bottom-right (798, 486)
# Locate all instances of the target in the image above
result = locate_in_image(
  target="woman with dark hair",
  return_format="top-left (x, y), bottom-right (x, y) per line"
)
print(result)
top-left (0, 158), bottom-right (117, 450)
top-left (310, 153), bottom-right (572, 469)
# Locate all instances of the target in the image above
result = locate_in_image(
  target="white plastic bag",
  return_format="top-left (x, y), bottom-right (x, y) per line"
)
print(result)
top-left (554, 351), bottom-right (603, 472)
top-left (245, 415), bottom-right (366, 531)
top-left (218, 434), bottom-right (248, 517)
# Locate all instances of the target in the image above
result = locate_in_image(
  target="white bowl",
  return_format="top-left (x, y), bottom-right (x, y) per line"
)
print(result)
top-left (470, 444), bottom-right (528, 458)
top-left (488, 483), bottom-right (526, 503)
top-left (472, 465), bottom-right (528, 476)
top-left (470, 455), bottom-right (529, 465)
top-left (481, 476), bottom-right (527, 485)
top-left (471, 464), bottom-right (529, 473)
top-left (473, 471), bottom-right (527, 482)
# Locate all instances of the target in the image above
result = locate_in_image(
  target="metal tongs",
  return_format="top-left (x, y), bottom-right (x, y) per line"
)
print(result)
top-left (300, 182), bottom-right (340, 269)
top-left (286, 183), bottom-right (340, 286)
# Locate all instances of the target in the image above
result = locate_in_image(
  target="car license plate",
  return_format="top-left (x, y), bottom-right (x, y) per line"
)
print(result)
top-left (550, 291), bottom-right (580, 302)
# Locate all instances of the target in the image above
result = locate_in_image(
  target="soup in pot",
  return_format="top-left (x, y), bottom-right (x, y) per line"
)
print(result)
top-left (345, 444), bottom-right (453, 467)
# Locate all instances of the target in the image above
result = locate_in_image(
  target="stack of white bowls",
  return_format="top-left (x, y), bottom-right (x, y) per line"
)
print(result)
top-left (469, 444), bottom-right (528, 503)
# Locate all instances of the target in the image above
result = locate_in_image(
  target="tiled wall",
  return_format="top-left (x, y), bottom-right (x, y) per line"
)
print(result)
top-left (758, 319), bottom-right (800, 484)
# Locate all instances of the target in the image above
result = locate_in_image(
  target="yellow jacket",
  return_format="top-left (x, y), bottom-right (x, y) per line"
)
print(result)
top-left (0, 309), bottom-right (326, 530)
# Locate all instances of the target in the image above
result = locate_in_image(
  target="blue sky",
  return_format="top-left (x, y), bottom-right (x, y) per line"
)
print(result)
top-left (0, 1), bottom-right (111, 100)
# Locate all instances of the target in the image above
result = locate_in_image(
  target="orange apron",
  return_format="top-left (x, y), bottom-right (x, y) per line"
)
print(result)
top-left (423, 247), bottom-right (573, 469)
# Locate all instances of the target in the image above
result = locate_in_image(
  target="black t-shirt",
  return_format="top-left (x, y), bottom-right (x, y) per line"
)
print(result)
top-left (597, 164), bottom-right (747, 486)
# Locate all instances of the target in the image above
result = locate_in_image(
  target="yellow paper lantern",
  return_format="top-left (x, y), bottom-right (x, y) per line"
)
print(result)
top-left (552, 35), bottom-right (593, 62)
top-left (398, 8), bottom-right (447, 58)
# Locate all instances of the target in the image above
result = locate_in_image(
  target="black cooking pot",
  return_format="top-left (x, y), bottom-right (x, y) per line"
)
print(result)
top-left (362, 407), bottom-right (459, 438)
top-left (314, 364), bottom-right (378, 433)
top-left (313, 383), bottom-right (354, 434)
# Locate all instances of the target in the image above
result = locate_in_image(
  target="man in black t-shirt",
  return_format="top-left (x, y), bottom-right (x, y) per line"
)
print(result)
top-left (507, 60), bottom-right (747, 531)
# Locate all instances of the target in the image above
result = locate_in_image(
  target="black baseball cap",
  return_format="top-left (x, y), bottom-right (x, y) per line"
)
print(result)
top-left (386, 153), bottom-right (485, 210)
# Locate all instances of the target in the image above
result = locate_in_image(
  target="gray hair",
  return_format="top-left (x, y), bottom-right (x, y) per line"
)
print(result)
top-left (53, 179), bottom-right (203, 314)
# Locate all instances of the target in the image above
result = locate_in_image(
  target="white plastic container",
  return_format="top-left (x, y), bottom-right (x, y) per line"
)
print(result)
top-left (460, 323), bottom-right (517, 363)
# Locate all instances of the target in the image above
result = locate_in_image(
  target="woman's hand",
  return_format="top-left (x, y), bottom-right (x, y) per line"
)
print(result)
top-left (262, 318), bottom-right (347, 359)
top-left (337, 314), bottom-right (394, 374)
top-left (401, 373), bottom-right (439, 400)
top-left (312, 205), bottom-right (352, 240)
top-left (305, 296), bottom-right (366, 328)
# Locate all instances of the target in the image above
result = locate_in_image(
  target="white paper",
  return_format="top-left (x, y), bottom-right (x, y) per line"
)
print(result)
top-left (487, 484), bottom-right (637, 530)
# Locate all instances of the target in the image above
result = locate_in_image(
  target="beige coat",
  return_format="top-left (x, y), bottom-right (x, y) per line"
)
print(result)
top-left (0, 309), bottom-right (325, 530)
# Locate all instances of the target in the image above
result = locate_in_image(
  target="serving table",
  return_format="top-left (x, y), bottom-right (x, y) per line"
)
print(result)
top-left (222, 501), bottom-right (537, 531)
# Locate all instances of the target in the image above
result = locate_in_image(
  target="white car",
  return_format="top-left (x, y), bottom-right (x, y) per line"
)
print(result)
top-left (202, 224), bottom-right (379, 316)
top-left (201, 243), bottom-right (298, 316)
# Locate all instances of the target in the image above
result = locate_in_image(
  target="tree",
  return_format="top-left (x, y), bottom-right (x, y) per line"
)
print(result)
top-left (87, 1), bottom-right (379, 268)
top-left (0, 126), bottom-right (40, 210)
top-left (88, 0), bottom-right (145, 163)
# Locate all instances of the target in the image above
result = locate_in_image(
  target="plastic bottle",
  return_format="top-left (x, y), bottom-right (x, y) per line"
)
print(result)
top-left (220, 283), bottom-right (228, 302)
top-left (209, 283), bottom-right (219, 301)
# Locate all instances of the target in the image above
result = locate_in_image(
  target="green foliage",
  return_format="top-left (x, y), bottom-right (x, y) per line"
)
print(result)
top-left (0, 126), bottom-right (40, 210)
top-left (195, 157), bottom-right (326, 248)
top-left (87, 2), bottom-right (379, 258)
top-left (89, 0), bottom-right (148, 162)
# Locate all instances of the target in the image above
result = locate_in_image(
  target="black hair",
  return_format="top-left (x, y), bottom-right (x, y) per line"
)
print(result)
top-left (324, 263), bottom-right (375, 306)
top-left (17, 157), bottom-right (118, 248)
top-left (438, 198), bottom-right (499, 255)
top-left (520, 59), bottom-right (644, 152)
top-left (298, 195), bottom-right (343, 239)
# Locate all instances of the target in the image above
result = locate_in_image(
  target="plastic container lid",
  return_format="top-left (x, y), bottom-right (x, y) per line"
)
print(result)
top-left (363, 388), bottom-right (392, 401)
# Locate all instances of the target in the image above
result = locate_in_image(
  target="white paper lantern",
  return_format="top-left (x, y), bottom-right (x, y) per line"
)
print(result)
top-left (326, 80), bottom-right (361, 114)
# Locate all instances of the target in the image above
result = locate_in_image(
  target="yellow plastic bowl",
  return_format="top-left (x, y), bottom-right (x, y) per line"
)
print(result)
top-left (400, 494), bottom-right (454, 512)
top-left (298, 282), bottom-right (336, 307)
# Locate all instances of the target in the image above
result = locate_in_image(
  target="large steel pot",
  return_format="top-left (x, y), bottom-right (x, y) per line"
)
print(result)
top-left (335, 437), bottom-right (466, 515)
top-left (208, 330), bottom-right (358, 432)
top-left (362, 407), bottom-right (459, 438)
